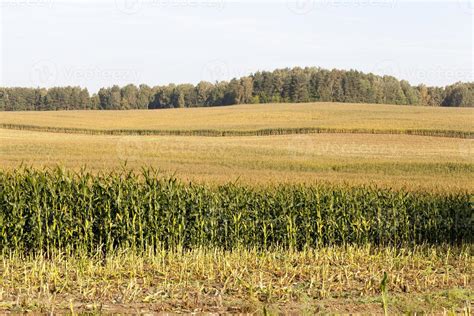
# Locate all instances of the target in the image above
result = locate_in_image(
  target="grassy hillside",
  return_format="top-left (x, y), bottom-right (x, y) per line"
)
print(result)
top-left (1, 102), bottom-right (472, 190)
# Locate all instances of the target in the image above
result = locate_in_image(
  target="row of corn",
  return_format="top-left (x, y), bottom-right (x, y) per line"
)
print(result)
top-left (0, 168), bottom-right (471, 254)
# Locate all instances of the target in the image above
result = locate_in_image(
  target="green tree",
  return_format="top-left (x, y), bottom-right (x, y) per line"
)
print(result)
top-left (196, 81), bottom-right (213, 106)
top-left (120, 84), bottom-right (139, 109)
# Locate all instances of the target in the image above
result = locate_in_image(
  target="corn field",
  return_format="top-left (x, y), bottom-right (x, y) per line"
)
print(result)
top-left (0, 168), bottom-right (471, 254)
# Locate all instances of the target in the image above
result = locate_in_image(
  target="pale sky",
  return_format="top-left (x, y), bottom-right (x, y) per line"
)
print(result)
top-left (0, 0), bottom-right (472, 93)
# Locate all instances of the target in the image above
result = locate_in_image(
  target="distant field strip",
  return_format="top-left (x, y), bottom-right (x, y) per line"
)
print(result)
top-left (1, 103), bottom-right (472, 130)
top-left (1, 123), bottom-right (472, 138)
top-left (2, 129), bottom-right (472, 190)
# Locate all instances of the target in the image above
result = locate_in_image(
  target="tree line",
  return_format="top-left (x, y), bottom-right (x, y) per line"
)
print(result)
top-left (1, 67), bottom-right (472, 111)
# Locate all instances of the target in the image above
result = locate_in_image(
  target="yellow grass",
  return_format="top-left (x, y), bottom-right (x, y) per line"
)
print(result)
top-left (1, 246), bottom-right (472, 314)
top-left (1, 129), bottom-right (472, 190)
top-left (1, 102), bottom-right (473, 132)
top-left (1, 102), bottom-right (472, 190)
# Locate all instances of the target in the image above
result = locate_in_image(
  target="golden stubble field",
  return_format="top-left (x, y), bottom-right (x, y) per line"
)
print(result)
top-left (2, 246), bottom-right (472, 314)
top-left (0, 102), bottom-right (473, 191)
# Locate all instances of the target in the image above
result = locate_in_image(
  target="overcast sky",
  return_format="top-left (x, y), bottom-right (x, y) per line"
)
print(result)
top-left (0, 0), bottom-right (472, 93)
